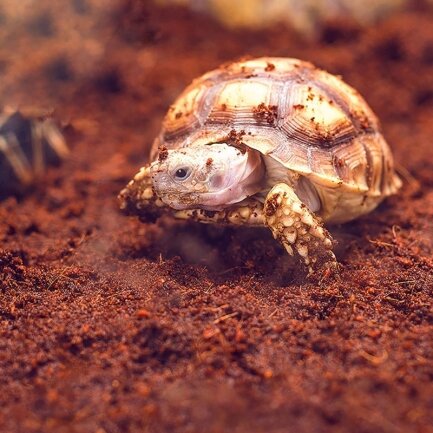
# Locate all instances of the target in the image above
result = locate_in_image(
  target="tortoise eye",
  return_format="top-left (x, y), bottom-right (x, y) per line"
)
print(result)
top-left (174, 167), bottom-right (191, 180)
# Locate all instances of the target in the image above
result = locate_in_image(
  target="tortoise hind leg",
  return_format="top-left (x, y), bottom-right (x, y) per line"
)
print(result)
top-left (264, 183), bottom-right (338, 275)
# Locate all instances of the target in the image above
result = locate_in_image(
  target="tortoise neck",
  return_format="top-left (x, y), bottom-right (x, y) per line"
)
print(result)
top-left (200, 147), bottom-right (265, 210)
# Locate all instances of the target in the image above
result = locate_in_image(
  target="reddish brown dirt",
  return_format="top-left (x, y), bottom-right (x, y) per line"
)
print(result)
top-left (0, 2), bottom-right (432, 433)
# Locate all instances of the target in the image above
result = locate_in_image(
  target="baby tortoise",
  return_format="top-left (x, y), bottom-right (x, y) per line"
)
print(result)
top-left (119, 57), bottom-right (401, 274)
top-left (0, 106), bottom-right (68, 197)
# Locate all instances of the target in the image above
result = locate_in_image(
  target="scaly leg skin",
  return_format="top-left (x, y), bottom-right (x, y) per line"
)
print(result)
top-left (173, 201), bottom-right (264, 226)
top-left (264, 182), bottom-right (338, 276)
top-left (118, 165), bottom-right (168, 222)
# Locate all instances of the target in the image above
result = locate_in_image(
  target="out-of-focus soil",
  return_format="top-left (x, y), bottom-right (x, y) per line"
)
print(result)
top-left (0, 2), bottom-right (432, 432)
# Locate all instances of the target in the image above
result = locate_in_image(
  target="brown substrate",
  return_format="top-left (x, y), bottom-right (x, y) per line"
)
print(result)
top-left (0, 2), bottom-right (432, 433)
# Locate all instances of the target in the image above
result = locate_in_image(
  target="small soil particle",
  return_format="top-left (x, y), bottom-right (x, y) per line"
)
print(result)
top-left (253, 102), bottom-right (278, 125)
top-left (158, 145), bottom-right (169, 161)
top-left (264, 194), bottom-right (279, 217)
top-left (225, 129), bottom-right (248, 153)
top-left (265, 62), bottom-right (275, 71)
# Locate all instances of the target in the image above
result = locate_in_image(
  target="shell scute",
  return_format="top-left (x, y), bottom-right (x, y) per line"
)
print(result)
top-left (279, 81), bottom-right (357, 149)
top-left (163, 84), bottom-right (204, 140)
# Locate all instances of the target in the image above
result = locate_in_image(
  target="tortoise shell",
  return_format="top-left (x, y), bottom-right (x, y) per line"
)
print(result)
top-left (151, 57), bottom-right (400, 222)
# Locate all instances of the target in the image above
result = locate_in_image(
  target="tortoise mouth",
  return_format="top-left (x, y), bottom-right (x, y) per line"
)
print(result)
top-left (157, 191), bottom-right (200, 210)
top-left (159, 191), bottom-right (237, 212)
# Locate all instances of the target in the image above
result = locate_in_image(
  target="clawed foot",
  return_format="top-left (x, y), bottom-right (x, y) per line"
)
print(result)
top-left (264, 183), bottom-right (339, 276)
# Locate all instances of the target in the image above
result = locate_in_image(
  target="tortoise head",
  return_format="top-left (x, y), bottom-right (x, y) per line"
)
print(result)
top-left (150, 143), bottom-right (264, 210)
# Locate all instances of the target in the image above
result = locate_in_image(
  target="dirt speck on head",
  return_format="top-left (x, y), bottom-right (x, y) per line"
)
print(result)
top-left (265, 62), bottom-right (275, 71)
top-left (158, 145), bottom-right (168, 162)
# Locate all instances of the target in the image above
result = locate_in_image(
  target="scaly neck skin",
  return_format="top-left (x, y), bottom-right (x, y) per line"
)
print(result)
top-left (200, 148), bottom-right (266, 209)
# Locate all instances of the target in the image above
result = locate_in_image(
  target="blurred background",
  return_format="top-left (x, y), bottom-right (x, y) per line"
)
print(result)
top-left (157, 0), bottom-right (408, 32)
top-left (0, 0), bottom-right (430, 106)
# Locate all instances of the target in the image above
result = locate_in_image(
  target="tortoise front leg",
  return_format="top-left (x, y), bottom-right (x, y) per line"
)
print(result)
top-left (264, 183), bottom-right (337, 275)
top-left (119, 165), bottom-right (169, 222)
top-left (119, 165), bottom-right (158, 210)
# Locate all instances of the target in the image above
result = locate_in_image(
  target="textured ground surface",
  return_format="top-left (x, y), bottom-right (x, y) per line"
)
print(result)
top-left (0, 2), bottom-right (432, 432)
